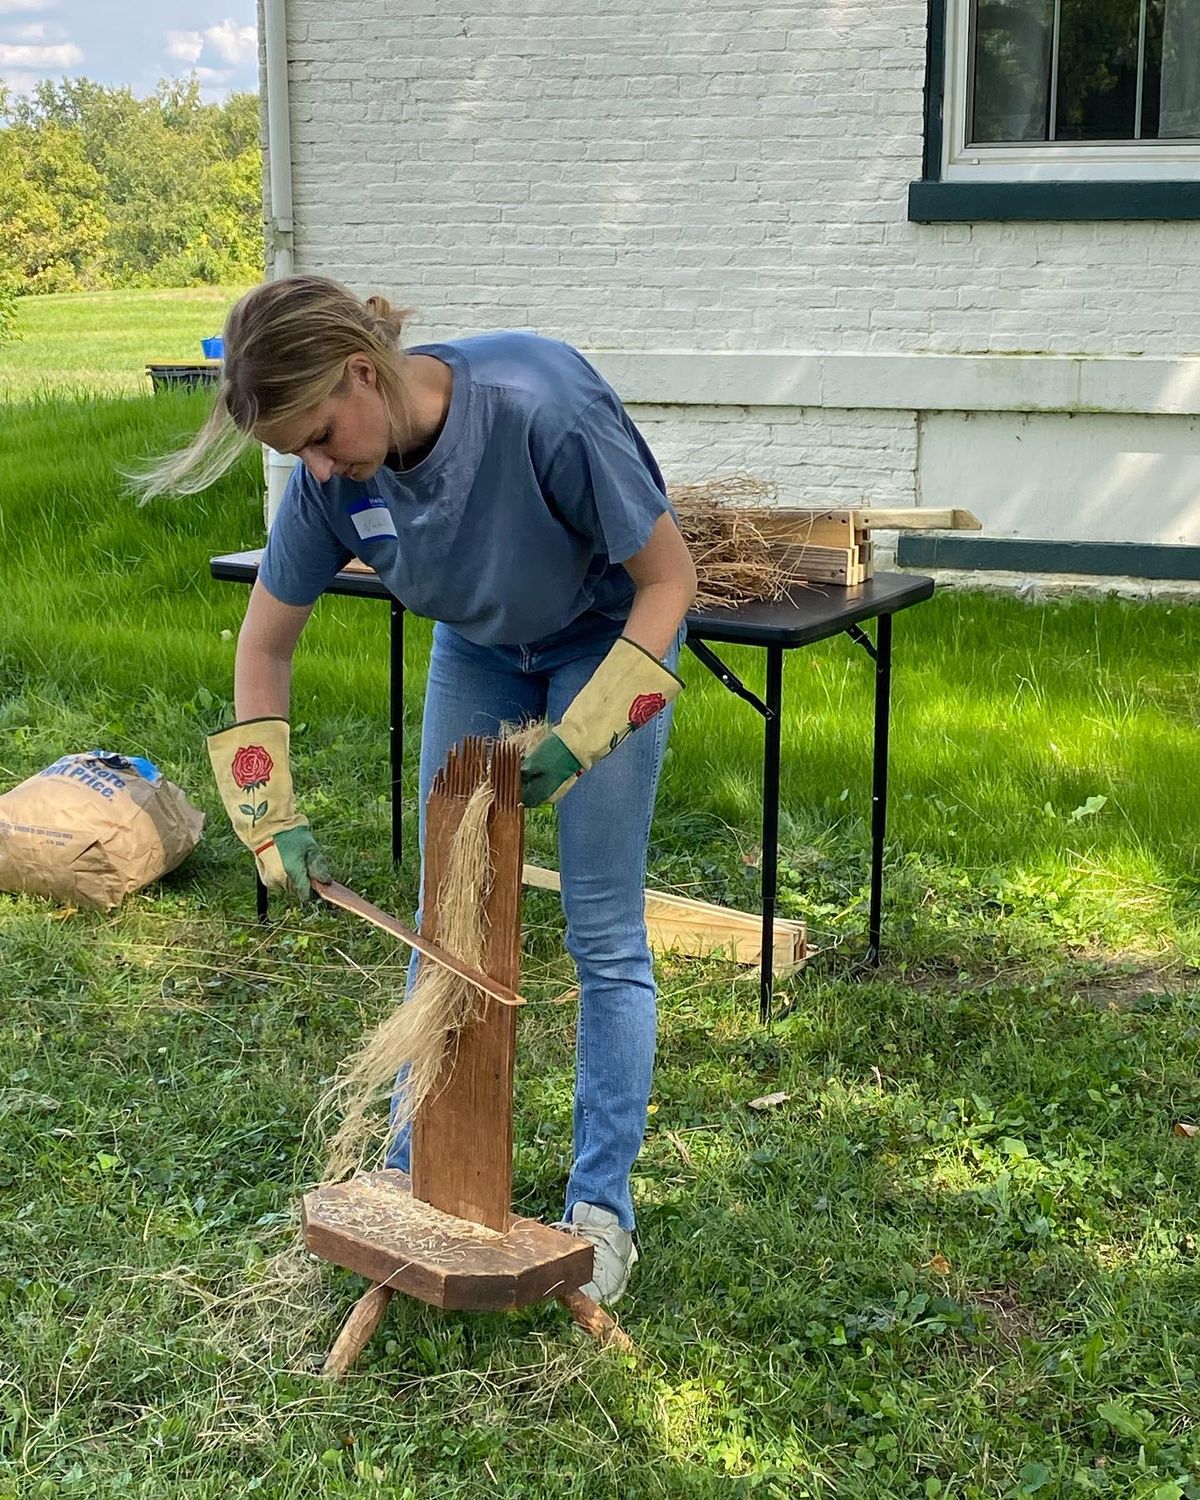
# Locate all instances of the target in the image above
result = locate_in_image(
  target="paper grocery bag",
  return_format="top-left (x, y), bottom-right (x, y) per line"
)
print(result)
top-left (0, 750), bottom-right (204, 910)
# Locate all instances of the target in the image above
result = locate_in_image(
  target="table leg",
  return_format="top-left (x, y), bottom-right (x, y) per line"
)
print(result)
top-left (390, 600), bottom-right (404, 867)
top-left (760, 646), bottom-right (783, 1024)
top-left (866, 614), bottom-right (892, 966)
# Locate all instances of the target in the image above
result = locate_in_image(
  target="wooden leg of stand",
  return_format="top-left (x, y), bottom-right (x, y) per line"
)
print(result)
top-left (322, 1283), bottom-right (395, 1379)
top-left (558, 1290), bottom-right (635, 1353)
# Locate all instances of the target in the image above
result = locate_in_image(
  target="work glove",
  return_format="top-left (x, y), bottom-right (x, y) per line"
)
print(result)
top-left (520, 637), bottom-right (683, 807)
top-left (207, 717), bottom-right (331, 900)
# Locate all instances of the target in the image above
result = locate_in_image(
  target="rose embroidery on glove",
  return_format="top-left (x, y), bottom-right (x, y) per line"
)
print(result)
top-left (231, 744), bottom-right (273, 826)
top-left (627, 692), bottom-right (667, 729)
top-left (232, 744), bottom-right (273, 788)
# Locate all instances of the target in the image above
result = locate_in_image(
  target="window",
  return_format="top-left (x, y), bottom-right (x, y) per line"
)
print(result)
top-left (909, 0), bottom-right (1200, 219)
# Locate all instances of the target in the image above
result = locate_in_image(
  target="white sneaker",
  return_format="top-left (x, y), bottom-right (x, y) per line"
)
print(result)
top-left (557, 1202), bottom-right (639, 1304)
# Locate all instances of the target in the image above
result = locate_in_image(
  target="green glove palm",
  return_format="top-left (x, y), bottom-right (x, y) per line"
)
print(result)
top-left (272, 825), bottom-right (332, 902)
top-left (519, 637), bottom-right (683, 807)
top-left (519, 734), bottom-right (583, 807)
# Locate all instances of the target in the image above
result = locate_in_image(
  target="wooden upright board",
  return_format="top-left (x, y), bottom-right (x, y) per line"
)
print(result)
top-left (411, 739), bottom-right (525, 1232)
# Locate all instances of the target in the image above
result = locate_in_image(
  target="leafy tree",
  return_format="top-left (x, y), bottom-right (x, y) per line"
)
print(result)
top-left (0, 76), bottom-right (264, 294)
top-left (0, 117), bottom-right (108, 289)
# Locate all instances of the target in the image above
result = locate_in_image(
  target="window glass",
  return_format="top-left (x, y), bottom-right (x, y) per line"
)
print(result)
top-left (1159, 0), bottom-right (1200, 136)
top-left (971, 0), bottom-right (1055, 142)
top-left (969, 0), bottom-right (1200, 143)
top-left (1055, 0), bottom-right (1142, 140)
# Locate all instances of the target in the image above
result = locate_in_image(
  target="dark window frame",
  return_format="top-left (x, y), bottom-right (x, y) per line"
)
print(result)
top-left (908, 0), bottom-right (1200, 221)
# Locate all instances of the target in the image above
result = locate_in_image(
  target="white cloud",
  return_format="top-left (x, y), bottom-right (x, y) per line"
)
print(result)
top-left (2, 67), bottom-right (38, 93)
top-left (194, 65), bottom-right (231, 83)
top-left (0, 1), bottom-right (53, 13)
top-left (204, 19), bottom-right (256, 66)
top-left (165, 29), bottom-right (203, 64)
top-left (0, 40), bottom-right (80, 64)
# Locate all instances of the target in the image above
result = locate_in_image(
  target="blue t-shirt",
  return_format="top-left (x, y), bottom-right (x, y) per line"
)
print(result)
top-left (258, 331), bottom-right (674, 647)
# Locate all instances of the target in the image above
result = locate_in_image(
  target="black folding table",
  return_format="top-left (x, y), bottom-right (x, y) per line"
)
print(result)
top-left (210, 551), bottom-right (934, 1020)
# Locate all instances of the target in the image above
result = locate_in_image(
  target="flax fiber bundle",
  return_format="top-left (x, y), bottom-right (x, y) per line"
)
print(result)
top-left (316, 778), bottom-right (495, 1184)
top-left (669, 474), bottom-right (810, 610)
top-left (315, 724), bottom-right (548, 1185)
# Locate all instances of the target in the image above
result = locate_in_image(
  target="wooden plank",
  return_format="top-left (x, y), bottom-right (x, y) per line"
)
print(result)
top-left (763, 536), bottom-right (875, 587)
top-left (523, 862), bottom-right (805, 931)
top-left (780, 558), bottom-right (860, 586)
top-left (302, 1170), bottom-right (593, 1311)
top-left (753, 509), bottom-right (858, 548)
top-left (411, 740), bottom-right (523, 1231)
top-left (774, 543), bottom-right (857, 563)
top-left (855, 507), bottom-right (981, 530)
top-left (523, 864), bottom-right (806, 969)
top-left (752, 505), bottom-right (980, 535)
top-left (643, 907), bottom-right (805, 970)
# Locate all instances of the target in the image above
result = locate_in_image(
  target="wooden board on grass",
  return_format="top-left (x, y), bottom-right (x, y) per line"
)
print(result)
top-left (523, 863), bottom-right (806, 971)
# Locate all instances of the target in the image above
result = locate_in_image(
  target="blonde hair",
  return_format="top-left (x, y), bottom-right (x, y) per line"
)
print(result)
top-left (133, 275), bottom-right (415, 501)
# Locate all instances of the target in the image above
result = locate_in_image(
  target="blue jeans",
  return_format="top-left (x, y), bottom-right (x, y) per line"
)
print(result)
top-left (385, 610), bottom-right (682, 1230)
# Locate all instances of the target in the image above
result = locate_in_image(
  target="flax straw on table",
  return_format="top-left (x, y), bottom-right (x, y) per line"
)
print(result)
top-left (668, 475), bottom-right (817, 610)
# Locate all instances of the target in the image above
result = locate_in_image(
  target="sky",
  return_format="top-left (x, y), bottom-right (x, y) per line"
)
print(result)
top-left (0, 0), bottom-right (258, 104)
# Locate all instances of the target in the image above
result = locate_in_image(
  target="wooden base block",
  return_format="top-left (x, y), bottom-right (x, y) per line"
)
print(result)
top-left (303, 1171), bottom-right (594, 1312)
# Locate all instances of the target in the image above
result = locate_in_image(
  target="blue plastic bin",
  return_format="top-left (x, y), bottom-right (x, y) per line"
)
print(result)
top-left (201, 336), bottom-right (224, 360)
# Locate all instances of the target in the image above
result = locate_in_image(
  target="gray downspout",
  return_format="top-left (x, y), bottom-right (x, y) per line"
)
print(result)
top-left (262, 0), bottom-right (297, 525)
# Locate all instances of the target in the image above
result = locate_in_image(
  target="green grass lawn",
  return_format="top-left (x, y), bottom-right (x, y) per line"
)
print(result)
top-left (2, 383), bottom-right (1200, 1499)
top-left (0, 287), bottom-right (250, 402)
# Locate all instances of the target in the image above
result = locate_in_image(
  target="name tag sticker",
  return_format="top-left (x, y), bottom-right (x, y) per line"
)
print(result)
top-left (349, 497), bottom-right (398, 542)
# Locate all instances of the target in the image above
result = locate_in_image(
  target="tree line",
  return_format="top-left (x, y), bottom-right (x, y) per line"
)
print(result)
top-left (0, 75), bottom-right (264, 326)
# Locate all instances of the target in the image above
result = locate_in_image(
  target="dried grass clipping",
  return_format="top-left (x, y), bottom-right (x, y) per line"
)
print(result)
top-left (669, 474), bottom-right (808, 610)
top-left (316, 776), bottom-right (495, 1184)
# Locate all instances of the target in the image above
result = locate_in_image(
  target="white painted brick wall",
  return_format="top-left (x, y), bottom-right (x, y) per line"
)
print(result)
top-left (631, 405), bottom-right (917, 509)
top-left (268, 0), bottom-right (1200, 533)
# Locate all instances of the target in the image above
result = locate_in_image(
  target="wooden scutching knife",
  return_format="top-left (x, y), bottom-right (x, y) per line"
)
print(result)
top-left (313, 879), bottom-right (526, 1009)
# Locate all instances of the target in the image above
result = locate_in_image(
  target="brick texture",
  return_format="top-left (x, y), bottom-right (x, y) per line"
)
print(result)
top-left (270, 0), bottom-right (1199, 510)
